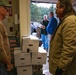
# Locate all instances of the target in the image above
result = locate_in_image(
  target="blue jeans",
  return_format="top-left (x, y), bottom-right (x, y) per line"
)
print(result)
top-left (0, 65), bottom-right (8, 75)
top-left (41, 34), bottom-right (48, 51)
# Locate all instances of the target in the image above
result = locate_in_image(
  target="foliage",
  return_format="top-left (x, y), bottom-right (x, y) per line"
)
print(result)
top-left (30, 3), bottom-right (41, 22)
top-left (30, 3), bottom-right (56, 22)
top-left (39, 7), bottom-right (49, 20)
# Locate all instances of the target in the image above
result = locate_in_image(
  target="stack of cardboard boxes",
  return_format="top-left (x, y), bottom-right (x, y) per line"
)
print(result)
top-left (14, 36), bottom-right (47, 75)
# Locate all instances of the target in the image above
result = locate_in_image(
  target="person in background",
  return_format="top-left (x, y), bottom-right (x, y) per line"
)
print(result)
top-left (36, 27), bottom-right (41, 38)
top-left (31, 22), bottom-right (34, 34)
top-left (49, 0), bottom-right (76, 75)
top-left (41, 15), bottom-right (49, 52)
top-left (0, 6), bottom-right (13, 75)
top-left (46, 12), bottom-right (57, 51)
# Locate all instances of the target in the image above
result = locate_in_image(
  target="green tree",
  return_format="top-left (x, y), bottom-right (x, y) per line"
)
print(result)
top-left (30, 3), bottom-right (56, 22)
top-left (30, 3), bottom-right (41, 22)
top-left (39, 7), bottom-right (49, 20)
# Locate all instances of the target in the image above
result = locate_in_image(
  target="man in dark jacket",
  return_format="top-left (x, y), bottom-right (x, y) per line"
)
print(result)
top-left (41, 15), bottom-right (49, 52)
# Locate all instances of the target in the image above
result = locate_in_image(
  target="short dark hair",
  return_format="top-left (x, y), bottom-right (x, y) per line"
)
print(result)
top-left (58, 0), bottom-right (75, 15)
top-left (50, 12), bottom-right (54, 16)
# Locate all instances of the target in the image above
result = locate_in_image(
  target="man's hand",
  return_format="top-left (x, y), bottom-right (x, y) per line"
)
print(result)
top-left (55, 66), bottom-right (63, 75)
top-left (7, 63), bottom-right (13, 71)
top-left (41, 25), bottom-right (45, 29)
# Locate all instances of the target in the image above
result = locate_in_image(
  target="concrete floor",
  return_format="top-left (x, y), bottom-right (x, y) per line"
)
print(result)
top-left (40, 44), bottom-right (52, 75)
top-left (42, 54), bottom-right (52, 75)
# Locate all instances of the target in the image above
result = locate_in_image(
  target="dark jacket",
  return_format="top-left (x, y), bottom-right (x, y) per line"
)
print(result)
top-left (41, 20), bottom-right (49, 35)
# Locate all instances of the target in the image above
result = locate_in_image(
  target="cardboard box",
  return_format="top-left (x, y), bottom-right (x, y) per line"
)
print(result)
top-left (14, 50), bottom-right (31, 66)
top-left (22, 37), bottom-right (30, 44)
top-left (17, 66), bottom-right (32, 75)
top-left (22, 38), bottom-right (39, 53)
top-left (14, 48), bottom-right (21, 55)
top-left (32, 52), bottom-right (47, 65)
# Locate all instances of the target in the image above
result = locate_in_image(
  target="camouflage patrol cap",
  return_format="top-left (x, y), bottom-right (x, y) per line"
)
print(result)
top-left (0, 0), bottom-right (11, 7)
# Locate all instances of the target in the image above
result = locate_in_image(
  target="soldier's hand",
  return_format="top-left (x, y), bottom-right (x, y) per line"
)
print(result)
top-left (7, 63), bottom-right (13, 71)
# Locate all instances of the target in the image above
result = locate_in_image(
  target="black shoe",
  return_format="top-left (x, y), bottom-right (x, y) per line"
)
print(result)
top-left (44, 48), bottom-right (48, 52)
